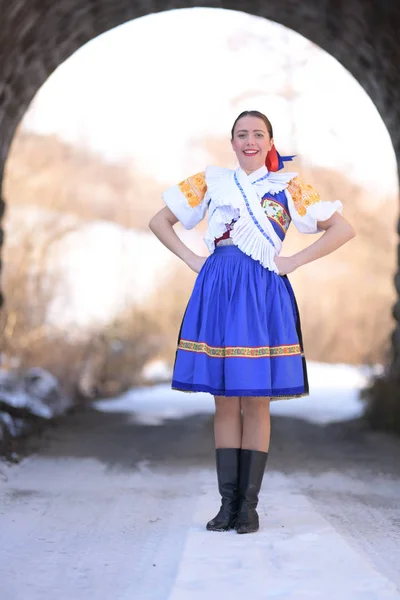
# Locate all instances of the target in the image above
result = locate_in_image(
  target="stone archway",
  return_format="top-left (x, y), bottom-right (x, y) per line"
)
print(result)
top-left (1, 1), bottom-right (399, 425)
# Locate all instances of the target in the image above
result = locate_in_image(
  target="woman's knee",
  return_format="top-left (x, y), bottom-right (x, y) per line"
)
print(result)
top-left (241, 396), bottom-right (270, 418)
top-left (214, 395), bottom-right (241, 418)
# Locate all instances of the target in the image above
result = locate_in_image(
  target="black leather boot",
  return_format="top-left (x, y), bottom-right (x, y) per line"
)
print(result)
top-left (206, 448), bottom-right (240, 532)
top-left (235, 449), bottom-right (268, 534)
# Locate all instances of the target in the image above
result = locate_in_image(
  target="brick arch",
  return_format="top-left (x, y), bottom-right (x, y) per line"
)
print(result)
top-left (1, 1), bottom-right (399, 422)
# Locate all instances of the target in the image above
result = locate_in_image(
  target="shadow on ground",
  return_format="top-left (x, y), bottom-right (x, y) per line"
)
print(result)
top-left (15, 403), bottom-right (400, 479)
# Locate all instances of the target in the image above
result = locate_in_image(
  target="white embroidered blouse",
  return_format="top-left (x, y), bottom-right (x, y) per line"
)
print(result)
top-left (162, 165), bottom-right (342, 274)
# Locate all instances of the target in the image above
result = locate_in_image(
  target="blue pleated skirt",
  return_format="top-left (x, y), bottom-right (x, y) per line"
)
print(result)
top-left (172, 245), bottom-right (309, 399)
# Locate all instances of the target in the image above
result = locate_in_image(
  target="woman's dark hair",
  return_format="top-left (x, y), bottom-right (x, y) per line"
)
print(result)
top-left (231, 110), bottom-right (273, 140)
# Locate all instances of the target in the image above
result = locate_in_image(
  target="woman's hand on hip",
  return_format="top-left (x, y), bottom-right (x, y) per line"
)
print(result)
top-left (274, 255), bottom-right (298, 276)
top-left (186, 255), bottom-right (208, 274)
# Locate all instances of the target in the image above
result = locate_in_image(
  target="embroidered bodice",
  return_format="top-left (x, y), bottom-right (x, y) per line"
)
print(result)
top-left (215, 188), bottom-right (292, 245)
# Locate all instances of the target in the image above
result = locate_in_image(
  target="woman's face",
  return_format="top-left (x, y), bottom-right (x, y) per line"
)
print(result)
top-left (231, 116), bottom-right (273, 173)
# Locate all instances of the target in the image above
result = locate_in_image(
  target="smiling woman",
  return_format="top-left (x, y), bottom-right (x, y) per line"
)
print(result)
top-left (149, 108), bottom-right (355, 534)
top-left (232, 118), bottom-right (273, 171)
top-left (230, 110), bottom-right (296, 174)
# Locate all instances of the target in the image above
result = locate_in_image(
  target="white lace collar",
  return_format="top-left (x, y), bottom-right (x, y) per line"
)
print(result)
top-left (236, 165), bottom-right (297, 196)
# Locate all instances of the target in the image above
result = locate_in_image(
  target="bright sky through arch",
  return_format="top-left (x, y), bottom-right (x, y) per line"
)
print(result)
top-left (23, 7), bottom-right (397, 194)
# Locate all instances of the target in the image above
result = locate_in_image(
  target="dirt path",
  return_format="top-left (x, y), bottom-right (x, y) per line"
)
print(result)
top-left (1, 391), bottom-right (400, 599)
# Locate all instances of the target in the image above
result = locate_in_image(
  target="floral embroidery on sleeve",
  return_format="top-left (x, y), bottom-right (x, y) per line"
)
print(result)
top-left (178, 172), bottom-right (207, 208)
top-left (287, 176), bottom-right (321, 217)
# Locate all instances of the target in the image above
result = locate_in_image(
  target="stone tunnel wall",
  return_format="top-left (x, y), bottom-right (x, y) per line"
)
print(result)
top-left (0, 0), bottom-right (400, 421)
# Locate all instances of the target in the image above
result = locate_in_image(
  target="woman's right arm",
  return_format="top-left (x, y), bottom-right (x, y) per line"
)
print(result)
top-left (149, 207), bottom-right (207, 274)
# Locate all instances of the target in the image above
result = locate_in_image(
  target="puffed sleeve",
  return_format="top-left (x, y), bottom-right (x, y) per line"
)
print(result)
top-left (162, 171), bottom-right (209, 229)
top-left (285, 176), bottom-right (343, 234)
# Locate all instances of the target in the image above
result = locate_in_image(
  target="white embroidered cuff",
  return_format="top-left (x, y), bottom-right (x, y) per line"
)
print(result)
top-left (292, 200), bottom-right (343, 234)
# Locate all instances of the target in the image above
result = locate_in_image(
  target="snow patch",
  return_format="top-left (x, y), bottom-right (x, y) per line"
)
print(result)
top-left (94, 362), bottom-right (371, 426)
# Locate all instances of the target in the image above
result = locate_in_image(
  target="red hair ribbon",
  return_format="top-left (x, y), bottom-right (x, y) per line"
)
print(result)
top-left (265, 144), bottom-right (279, 171)
top-left (265, 144), bottom-right (295, 171)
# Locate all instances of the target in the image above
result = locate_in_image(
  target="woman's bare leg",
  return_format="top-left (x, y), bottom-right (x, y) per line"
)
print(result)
top-left (213, 395), bottom-right (242, 448)
top-left (240, 396), bottom-right (271, 451)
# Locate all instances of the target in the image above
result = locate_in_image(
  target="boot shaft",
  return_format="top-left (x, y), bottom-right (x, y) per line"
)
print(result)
top-left (215, 448), bottom-right (241, 499)
top-left (238, 449), bottom-right (268, 508)
top-left (206, 448), bottom-right (241, 531)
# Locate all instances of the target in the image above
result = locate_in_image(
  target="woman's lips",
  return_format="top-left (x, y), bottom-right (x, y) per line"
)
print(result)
top-left (243, 150), bottom-right (259, 156)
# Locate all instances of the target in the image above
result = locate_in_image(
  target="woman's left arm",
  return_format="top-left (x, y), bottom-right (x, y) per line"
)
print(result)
top-left (275, 212), bottom-right (356, 276)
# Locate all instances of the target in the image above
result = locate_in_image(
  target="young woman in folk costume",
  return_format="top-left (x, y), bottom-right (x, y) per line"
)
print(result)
top-left (149, 110), bottom-right (355, 534)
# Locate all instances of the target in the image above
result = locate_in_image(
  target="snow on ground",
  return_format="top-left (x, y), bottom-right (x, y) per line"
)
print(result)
top-left (269, 362), bottom-right (377, 424)
top-left (170, 475), bottom-right (400, 600)
top-left (94, 362), bottom-right (372, 426)
top-left (2, 362), bottom-right (400, 600)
